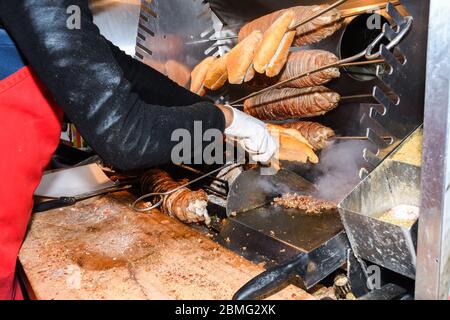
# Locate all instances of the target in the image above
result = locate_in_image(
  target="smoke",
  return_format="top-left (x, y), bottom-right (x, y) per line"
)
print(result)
top-left (236, 140), bottom-right (372, 204)
top-left (312, 140), bottom-right (371, 202)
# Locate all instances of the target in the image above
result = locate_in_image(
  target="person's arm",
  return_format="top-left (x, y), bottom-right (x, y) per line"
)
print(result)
top-left (104, 39), bottom-right (208, 106)
top-left (0, 0), bottom-right (225, 171)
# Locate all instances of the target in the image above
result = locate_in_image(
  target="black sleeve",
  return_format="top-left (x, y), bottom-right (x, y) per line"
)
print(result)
top-left (105, 39), bottom-right (209, 106)
top-left (0, 0), bottom-right (225, 171)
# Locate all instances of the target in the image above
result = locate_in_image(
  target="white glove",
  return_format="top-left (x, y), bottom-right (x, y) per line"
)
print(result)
top-left (223, 105), bottom-right (278, 163)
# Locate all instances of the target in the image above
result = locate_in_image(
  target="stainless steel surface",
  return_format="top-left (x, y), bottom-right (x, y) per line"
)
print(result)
top-left (338, 142), bottom-right (422, 279)
top-left (356, 0), bottom-right (428, 177)
top-left (416, 0), bottom-right (450, 300)
top-left (134, 0), bottom-right (232, 90)
top-left (90, 0), bottom-right (141, 56)
top-left (358, 283), bottom-right (407, 300)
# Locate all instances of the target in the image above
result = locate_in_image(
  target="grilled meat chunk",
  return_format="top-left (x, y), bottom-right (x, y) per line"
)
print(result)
top-left (238, 5), bottom-right (344, 47)
top-left (244, 86), bottom-right (340, 121)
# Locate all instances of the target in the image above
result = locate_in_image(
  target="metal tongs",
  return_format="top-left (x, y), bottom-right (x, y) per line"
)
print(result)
top-left (230, 2), bottom-right (413, 106)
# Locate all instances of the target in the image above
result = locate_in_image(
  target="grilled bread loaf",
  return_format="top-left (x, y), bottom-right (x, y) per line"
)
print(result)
top-left (253, 10), bottom-right (296, 77)
top-left (238, 5), bottom-right (343, 47)
top-left (190, 56), bottom-right (216, 96)
top-left (267, 123), bottom-right (319, 164)
top-left (244, 86), bottom-right (340, 120)
top-left (227, 30), bottom-right (263, 84)
top-left (204, 53), bottom-right (229, 90)
top-left (140, 169), bottom-right (210, 224)
top-left (281, 121), bottom-right (335, 150)
top-left (277, 50), bottom-right (340, 88)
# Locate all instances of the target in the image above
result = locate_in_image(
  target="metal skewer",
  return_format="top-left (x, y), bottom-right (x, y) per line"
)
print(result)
top-left (288, 0), bottom-right (348, 31)
top-left (341, 94), bottom-right (375, 100)
top-left (332, 136), bottom-right (393, 141)
top-left (340, 1), bottom-right (401, 19)
top-left (232, 93), bottom-right (375, 108)
top-left (230, 59), bottom-right (385, 105)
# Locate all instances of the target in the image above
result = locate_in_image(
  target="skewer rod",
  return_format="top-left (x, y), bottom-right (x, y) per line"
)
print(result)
top-left (332, 136), bottom-right (393, 141)
top-left (230, 59), bottom-right (384, 105)
top-left (289, 0), bottom-right (348, 31)
top-left (341, 1), bottom-right (401, 19)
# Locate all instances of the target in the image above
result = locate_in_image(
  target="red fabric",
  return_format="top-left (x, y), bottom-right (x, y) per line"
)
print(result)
top-left (0, 67), bottom-right (63, 300)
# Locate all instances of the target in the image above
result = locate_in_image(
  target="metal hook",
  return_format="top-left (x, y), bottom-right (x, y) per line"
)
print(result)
top-left (366, 16), bottom-right (413, 60)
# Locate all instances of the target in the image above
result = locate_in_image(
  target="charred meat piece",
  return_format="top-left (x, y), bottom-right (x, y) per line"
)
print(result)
top-left (281, 121), bottom-right (335, 150)
top-left (140, 169), bottom-right (210, 224)
top-left (238, 5), bottom-right (344, 47)
top-left (273, 194), bottom-right (336, 214)
top-left (244, 86), bottom-right (340, 121)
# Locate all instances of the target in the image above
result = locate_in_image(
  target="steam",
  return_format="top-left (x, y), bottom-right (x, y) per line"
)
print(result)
top-left (235, 140), bottom-right (371, 204)
top-left (312, 140), bottom-right (371, 202)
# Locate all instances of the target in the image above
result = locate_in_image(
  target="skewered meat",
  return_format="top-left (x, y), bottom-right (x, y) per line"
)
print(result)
top-left (281, 121), bottom-right (335, 150)
top-left (190, 56), bottom-right (216, 96)
top-left (227, 30), bottom-right (263, 84)
top-left (244, 86), bottom-right (341, 121)
top-left (253, 10), bottom-right (296, 77)
top-left (140, 169), bottom-right (210, 224)
top-left (273, 194), bottom-right (336, 214)
top-left (204, 53), bottom-right (229, 90)
top-left (277, 50), bottom-right (340, 88)
top-left (267, 124), bottom-right (318, 164)
top-left (238, 5), bottom-right (344, 47)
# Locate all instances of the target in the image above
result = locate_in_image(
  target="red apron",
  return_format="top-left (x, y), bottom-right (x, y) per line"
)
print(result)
top-left (0, 66), bottom-right (63, 299)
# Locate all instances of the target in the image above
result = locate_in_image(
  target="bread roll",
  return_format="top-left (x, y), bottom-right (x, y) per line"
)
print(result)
top-left (227, 30), bottom-right (263, 84)
top-left (253, 10), bottom-right (296, 76)
top-left (204, 53), bottom-right (229, 91)
top-left (190, 56), bottom-right (216, 96)
top-left (267, 123), bottom-right (319, 164)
